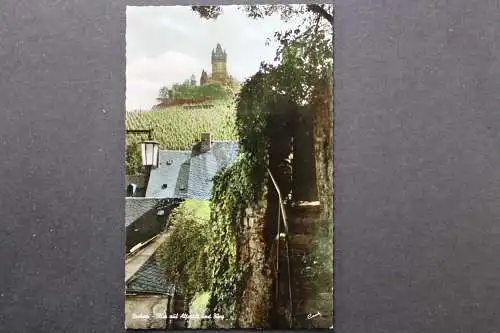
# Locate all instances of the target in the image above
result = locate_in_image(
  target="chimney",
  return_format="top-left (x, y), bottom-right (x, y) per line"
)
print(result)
top-left (200, 132), bottom-right (211, 153)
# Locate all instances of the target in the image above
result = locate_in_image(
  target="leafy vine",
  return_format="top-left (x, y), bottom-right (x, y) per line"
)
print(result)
top-left (205, 71), bottom-right (276, 322)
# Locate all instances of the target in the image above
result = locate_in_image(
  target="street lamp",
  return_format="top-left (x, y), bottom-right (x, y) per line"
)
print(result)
top-left (141, 140), bottom-right (160, 190)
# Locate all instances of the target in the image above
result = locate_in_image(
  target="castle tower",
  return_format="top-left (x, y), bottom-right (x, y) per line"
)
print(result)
top-left (190, 74), bottom-right (197, 86)
top-left (211, 43), bottom-right (228, 83)
top-left (200, 69), bottom-right (208, 86)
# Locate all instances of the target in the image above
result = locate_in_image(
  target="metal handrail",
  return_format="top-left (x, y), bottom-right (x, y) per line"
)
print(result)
top-left (267, 168), bottom-right (293, 328)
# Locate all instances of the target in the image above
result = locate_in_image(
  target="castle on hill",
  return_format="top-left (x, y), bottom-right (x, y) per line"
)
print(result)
top-left (198, 43), bottom-right (234, 87)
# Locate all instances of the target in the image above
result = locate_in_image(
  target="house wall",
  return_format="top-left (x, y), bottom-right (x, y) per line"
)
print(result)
top-left (125, 295), bottom-right (170, 329)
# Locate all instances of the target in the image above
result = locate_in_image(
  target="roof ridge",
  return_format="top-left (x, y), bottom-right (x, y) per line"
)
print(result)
top-left (125, 197), bottom-right (160, 200)
top-left (158, 141), bottom-right (238, 152)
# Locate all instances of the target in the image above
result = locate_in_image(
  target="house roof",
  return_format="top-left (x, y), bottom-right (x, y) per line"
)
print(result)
top-left (187, 141), bottom-right (239, 199)
top-left (125, 198), bottom-right (159, 227)
top-left (145, 151), bottom-right (192, 198)
top-left (125, 198), bottom-right (182, 227)
top-left (126, 254), bottom-right (175, 296)
top-left (145, 141), bottom-right (239, 200)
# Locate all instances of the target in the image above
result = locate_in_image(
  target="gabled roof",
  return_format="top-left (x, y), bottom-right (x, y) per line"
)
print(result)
top-left (145, 151), bottom-right (191, 198)
top-left (187, 141), bottom-right (239, 199)
top-left (146, 141), bottom-right (239, 200)
top-left (126, 254), bottom-right (175, 296)
top-left (125, 198), bottom-right (160, 227)
top-left (125, 198), bottom-right (182, 227)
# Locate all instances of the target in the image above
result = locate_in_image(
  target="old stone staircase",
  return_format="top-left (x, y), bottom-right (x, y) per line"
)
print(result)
top-left (277, 201), bottom-right (333, 329)
top-left (166, 294), bottom-right (189, 329)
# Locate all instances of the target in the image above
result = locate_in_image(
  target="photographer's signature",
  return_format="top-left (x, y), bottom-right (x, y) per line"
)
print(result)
top-left (306, 312), bottom-right (334, 329)
top-left (307, 311), bottom-right (321, 319)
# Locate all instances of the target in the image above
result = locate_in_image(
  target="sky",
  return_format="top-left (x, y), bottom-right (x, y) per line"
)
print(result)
top-left (126, 5), bottom-right (302, 111)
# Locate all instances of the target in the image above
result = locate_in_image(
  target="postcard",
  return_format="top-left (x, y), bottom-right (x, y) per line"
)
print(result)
top-left (125, 4), bottom-right (334, 329)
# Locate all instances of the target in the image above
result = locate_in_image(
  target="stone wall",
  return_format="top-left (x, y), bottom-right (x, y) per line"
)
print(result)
top-left (236, 201), bottom-right (274, 328)
top-left (312, 76), bottom-right (334, 223)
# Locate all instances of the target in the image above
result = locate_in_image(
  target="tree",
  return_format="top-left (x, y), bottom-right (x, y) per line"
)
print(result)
top-left (192, 5), bottom-right (333, 26)
top-left (158, 86), bottom-right (171, 100)
top-left (125, 142), bottom-right (143, 175)
top-left (156, 200), bottom-right (212, 297)
top-left (157, 80), bottom-right (231, 101)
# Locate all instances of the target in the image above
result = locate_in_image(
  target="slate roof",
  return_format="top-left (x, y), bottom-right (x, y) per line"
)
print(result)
top-left (187, 141), bottom-right (239, 199)
top-left (126, 255), bottom-right (175, 296)
top-left (145, 151), bottom-right (192, 199)
top-left (125, 198), bottom-right (182, 227)
top-left (145, 141), bottom-right (239, 200)
top-left (125, 198), bottom-right (160, 227)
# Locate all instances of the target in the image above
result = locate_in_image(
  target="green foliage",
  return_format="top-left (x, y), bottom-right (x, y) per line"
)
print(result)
top-left (205, 155), bottom-right (256, 320)
top-left (193, 5), bottom-right (333, 27)
top-left (156, 200), bottom-right (212, 296)
top-left (234, 72), bottom-right (276, 189)
top-left (125, 100), bottom-right (237, 174)
top-left (265, 37), bottom-right (332, 104)
top-left (204, 72), bottom-right (278, 321)
top-left (126, 142), bottom-right (143, 175)
top-left (189, 292), bottom-right (211, 328)
top-left (158, 81), bottom-right (231, 101)
top-left (191, 5), bottom-right (223, 19)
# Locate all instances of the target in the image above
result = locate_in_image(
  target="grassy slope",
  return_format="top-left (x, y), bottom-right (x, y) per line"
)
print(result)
top-left (125, 99), bottom-right (237, 150)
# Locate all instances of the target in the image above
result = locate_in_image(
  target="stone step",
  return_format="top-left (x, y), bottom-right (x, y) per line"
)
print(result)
top-left (287, 201), bottom-right (322, 213)
top-left (287, 220), bottom-right (317, 235)
top-left (287, 234), bottom-right (315, 251)
top-left (285, 203), bottom-right (322, 236)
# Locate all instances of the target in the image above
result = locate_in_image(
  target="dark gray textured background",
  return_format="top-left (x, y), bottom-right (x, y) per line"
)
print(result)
top-left (0, 0), bottom-right (498, 332)
top-left (335, 0), bottom-right (500, 332)
top-left (0, 1), bottom-right (124, 332)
